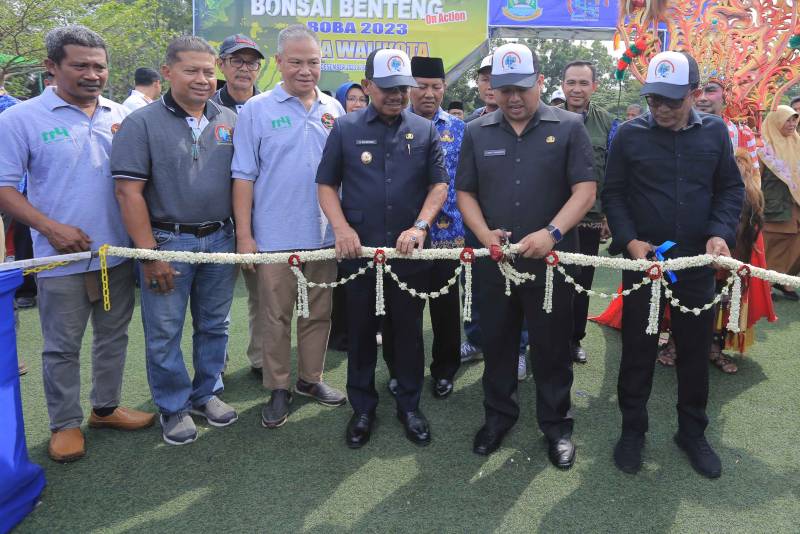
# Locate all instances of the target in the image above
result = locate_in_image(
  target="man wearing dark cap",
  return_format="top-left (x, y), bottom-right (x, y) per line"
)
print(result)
top-left (382, 56), bottom-right (465, 400)
top-left (447, 101), bottom-right (464, 120)
top-left (603, 51), bottom-right (743, 478)
top-left (456, 43), bottom-right (596, 469)
top-left (122, 67), bottom-right (161, 111)
top-left (317, 48), bottom-right (448, 448)
top-left (213, 33), bottom-right (266, 377)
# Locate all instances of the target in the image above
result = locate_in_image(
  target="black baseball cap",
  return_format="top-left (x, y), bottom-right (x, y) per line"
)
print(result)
top-left (219, 34), bottom-right (264, 59)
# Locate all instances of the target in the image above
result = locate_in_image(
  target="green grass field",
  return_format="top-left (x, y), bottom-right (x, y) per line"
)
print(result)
top-left (12, 261), bottom-right (800, 533)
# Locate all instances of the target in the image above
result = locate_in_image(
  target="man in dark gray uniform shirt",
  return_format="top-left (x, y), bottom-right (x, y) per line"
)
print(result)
top-left (317, 48), bottom-right (448, 449)
top-left (456, 43), bottom-right (596, 469)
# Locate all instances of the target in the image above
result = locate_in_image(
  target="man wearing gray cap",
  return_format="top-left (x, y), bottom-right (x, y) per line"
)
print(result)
top-left (456, 42), bottom-right (596, 469)
top-left (317, 48), bottom-right (448, 448)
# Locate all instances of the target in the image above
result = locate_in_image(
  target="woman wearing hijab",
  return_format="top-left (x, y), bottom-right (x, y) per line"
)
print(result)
top-left (335, 82), bottom-right (368, 114)
top-left (759, 105), bottom-right (800, 300)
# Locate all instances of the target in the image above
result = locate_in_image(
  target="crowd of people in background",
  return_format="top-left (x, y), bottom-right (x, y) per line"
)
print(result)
top-left (2, 22), bottom-right (798, 482)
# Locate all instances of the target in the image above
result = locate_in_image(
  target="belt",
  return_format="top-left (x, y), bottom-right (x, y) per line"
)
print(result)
top-left (151, 218), bottom-right (232, 238)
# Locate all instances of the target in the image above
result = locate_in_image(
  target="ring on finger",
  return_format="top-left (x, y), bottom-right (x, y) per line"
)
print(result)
top-left (149, 279), bottom-right (159, 289)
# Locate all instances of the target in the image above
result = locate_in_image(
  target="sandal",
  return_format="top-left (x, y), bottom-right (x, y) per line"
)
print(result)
top-left (710, 343), bottom-right (738, 374)
top-left (656, 336), bottom-right (677, 367)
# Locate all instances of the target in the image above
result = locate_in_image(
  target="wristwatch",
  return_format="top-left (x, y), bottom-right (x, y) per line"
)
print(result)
top-left (413, 220), bottom-right (430, 232)
top-left (546, 224), bottom-right (563, 244)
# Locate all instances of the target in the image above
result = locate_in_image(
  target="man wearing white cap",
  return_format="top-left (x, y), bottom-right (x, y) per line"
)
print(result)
top-left (465, 54), bottom-right (497, 123)
top-left (603, 51), bottom-right (743, 478)
top-left (549, 88), bottom-right (565, 106)
top-left (456, 43), bottom-right (596, 469)
top-left (317, 48), bottom-right (448, 448)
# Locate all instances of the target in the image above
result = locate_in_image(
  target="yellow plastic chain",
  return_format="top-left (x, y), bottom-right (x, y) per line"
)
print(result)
top-left (99, 244), bottom-right (111, 311)
top-left (22, 261), bottom-right (71, 276)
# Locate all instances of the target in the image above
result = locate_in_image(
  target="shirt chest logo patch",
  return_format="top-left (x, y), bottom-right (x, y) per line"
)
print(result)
top-left (320, 113), bottom-right (335, 129)
top-left (40, 126), bottom-right (71, 144)
top-left (111, 123), bottom-right (121, 135)
top-left (440, 130), bottom-right (454, 143)
top-left (214, 124), bottom-right (233, 144)
top-left (546, 135), bottom-right (556, 143)
top-left (271, 115), bottom-right (292, 130)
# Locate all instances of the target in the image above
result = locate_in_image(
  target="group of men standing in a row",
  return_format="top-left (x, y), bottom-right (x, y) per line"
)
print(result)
top-left (0, 23), bottom-right (743, 479)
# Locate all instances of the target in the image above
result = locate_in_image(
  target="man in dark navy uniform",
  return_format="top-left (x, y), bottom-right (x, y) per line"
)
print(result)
top-left (317, 48), bottom-right (448, 448)
top-left (456, 43), bottom-right (596, 469)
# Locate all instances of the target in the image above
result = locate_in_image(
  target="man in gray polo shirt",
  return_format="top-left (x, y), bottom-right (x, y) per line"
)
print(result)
top-left (113, 36), bottom-right (239, 446)
top-left (0, 25), bottom-right (155, 463)
top-left (232, 25), bottom-right (346, 429)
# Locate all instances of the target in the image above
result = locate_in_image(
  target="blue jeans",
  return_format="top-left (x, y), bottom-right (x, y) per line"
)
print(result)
top-left (139, 224), bottom-right (237, 415)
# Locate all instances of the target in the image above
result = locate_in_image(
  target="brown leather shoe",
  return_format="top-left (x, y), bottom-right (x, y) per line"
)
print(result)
top-left (49, 428), bottom-right (85, 463)
top-left (88, 406), bottom-right (156, 431)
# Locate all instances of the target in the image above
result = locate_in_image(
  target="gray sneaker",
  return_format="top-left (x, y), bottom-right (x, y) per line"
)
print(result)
top-left (191, 396), bottom-right (238, 427)
top-left (160, 412), bottom-right (198, 445)
top-left (460, 342), bottom-right (483, 363)
top-left (295, 379), bottom-right (347, 406)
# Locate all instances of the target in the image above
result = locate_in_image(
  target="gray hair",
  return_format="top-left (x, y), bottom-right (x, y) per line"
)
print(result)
top-left (165, 35), bottom-right (216, 65)
top-left (276, 24), bottom-right (319, 55)
top-left (627, 103), bottom-right (643, 113)
top-left (45, 25), bottom-right (107, 64)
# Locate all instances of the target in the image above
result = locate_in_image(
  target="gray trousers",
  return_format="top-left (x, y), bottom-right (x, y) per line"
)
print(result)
top-left (37, 261), bottom-right (135, 431)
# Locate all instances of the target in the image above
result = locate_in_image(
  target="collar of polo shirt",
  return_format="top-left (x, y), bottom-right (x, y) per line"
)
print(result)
top-left (161, 89), bottom-right (221, 120)
top-left (272, 82), bottom-right (324, 104)
top-left (42, 86), bottom-right (114, 112)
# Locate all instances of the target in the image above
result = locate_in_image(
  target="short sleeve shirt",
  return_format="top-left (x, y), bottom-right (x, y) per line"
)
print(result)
top-left (0, 88), bottom-right (131, 277)
top-left (111, 91), bottom-right (237, 224)
top-left (231, 84), bottom-right (344, 251)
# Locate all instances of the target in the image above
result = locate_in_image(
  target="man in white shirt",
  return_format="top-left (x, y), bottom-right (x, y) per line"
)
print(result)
top-left (122, 67), bottom-right (161, 111)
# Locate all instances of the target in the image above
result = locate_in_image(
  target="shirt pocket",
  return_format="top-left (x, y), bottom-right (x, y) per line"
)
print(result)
top-left (682, 152), bottom-right (719, 185)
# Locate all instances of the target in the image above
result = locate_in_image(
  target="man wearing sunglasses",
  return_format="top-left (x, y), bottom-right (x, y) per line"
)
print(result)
top-left (317, 48), bottom-right (448, 448)
top-left (603, 51), bottom-right (744, 479)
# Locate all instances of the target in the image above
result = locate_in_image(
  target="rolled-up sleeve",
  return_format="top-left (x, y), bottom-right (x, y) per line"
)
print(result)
top-left (315, 118), bottom-right (344, 187)
top-left (426, 122), bottom-right (448, 185)
top-left (602, 125), bottom-right (638, 251)
top-left (231, 101), bottom-right (260, 182)
top-left (111, 114), bottom-right (151, 181)
top-left (707, 126), bottom-right (744, 247)
top-left (454, 126), bottom-right (478, 193)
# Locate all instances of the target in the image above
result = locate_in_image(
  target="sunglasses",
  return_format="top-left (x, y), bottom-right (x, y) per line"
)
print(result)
top-left (646, 94), bottom-right (686, 110)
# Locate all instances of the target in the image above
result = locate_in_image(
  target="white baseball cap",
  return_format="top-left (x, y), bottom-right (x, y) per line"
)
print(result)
top-left (490, 43), bottom-right (539, 89)
top-left (365, 48), bottom-right (418, 88)
top-left (550, 88), bottom-right (566, 103)
top-left (478, 54), bottom-right (493, 73)
top-left (640, 50), bottom-right (700, 100)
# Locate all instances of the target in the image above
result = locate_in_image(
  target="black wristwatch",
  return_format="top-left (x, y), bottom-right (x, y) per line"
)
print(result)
top-left (413, 219), bottom-right (430, 232)
top-left (546, 224), bottom-right (563, 244)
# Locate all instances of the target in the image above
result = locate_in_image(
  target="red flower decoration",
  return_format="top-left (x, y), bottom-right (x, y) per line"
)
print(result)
top-left (373, 249), bottom-right (386, 265)
top-left (288, 254), bottom-right (302, 267)
top-left (545, 251), bottom-right (559, 266)
top-left (489, 244), bottom-right (505, 262)
top-left (460, 247), bottom-right (475, 263)
top-left (647, 264), bottom-right (663, 280)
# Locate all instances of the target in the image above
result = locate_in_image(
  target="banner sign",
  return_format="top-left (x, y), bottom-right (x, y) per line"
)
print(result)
top-left (194, 0), bottom-right (488, 90)
top-left (488, 0), bottom-right (618, 29)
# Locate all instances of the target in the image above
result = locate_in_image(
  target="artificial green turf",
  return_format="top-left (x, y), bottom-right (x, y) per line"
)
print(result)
top-left (12, 258), bottom-right (800, 533)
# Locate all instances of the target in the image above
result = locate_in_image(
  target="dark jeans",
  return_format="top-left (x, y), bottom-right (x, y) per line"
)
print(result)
top-left (476, 260), bottom-right (574, 440)
top-left (619, 270), bottom-right (714, 437)
top-left (384, 259), bottom-right (461, 382)
top-left (12, 221), bottom-right (37, 299)
top-left (572, 225), bottom-right (602, 343)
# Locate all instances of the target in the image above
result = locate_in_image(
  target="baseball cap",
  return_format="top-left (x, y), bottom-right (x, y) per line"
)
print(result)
top-left (550, 88), bottom-right (566, 103)
top-left (640, 51), bottom-right (700, 100)
top-left (219, 34), bottom-right (265, 59)
top-left (477, 54), bottom-right (493, 74)
top-left (490, 43), bottom-right (540, 89)
top-left (365, 49), bottom-right (418, 88)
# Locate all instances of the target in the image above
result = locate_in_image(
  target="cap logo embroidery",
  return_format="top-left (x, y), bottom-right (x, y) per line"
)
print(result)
top-left (387, 55), bottom-right (405, 73)
top-left (655, 60), bottom-right (676, 79)
top-left (501, 51), bottom-right (521, 71)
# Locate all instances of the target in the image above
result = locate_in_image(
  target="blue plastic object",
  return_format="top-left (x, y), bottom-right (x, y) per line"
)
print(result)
top-left (0, 269), bottom-right (45, 533)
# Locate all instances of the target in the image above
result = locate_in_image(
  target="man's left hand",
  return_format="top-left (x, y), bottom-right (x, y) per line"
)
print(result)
top-left (706, 236), bottom-right (731, 257)
top-left (517, 229), bottom-right (554, 259)
top-left (396, 227), bottom-right (426, 255)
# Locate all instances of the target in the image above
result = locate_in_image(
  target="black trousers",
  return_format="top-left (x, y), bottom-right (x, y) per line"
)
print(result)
top-left (477, 261), bottom-right (574, 440)
top-left (12, 221), bottom-right (37, 299)
top-left (346, 269), bottom-right (427, 414)
top-left (572, 225), bottom-right (601, 343)
top-left (383, 259), bottom-right (461, 382)
top-left (619, 270), bottom-right (714, 437)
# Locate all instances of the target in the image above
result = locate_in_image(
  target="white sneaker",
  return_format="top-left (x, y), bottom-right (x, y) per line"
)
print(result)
top-left (160, 412), bottom-right (198, 445)
top-left (517, 353), bottom-right (528, 381)
top-left (190, 396), bottom-right (238, 427)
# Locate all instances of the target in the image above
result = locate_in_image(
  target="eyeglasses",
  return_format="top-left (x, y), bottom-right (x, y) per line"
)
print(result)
top-left (645, 94), bottom-right (685, 110)
top-left (378, 85), bottom-right (409, 94)
top-left (346, 96), bottom-right (369, 104)
top-left (225, 57), bottom-right (261, 72)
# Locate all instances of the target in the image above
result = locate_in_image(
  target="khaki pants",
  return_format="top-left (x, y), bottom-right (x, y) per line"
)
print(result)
top-left (258, 260), bottom-right (336, 390)
top-left (241, 268), bottom-right (263, 369)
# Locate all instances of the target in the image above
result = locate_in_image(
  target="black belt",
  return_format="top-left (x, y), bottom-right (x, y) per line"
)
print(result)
top-left (151, 218), bottom-right (232, 238)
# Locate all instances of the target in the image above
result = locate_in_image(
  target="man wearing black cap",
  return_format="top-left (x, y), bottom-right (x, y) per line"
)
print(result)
top-left (317, 48), bottom-right (448, 448)
top-left (456, 43), bottom-right (596, 469)
top-left (603, 51), bottom-right (743, 478)
top-left (447, 101), bottom-right (464, 120)
top-left (381, 56), bottom-right (465, 400)
top-left (122, 67), bottom-right (161, 111)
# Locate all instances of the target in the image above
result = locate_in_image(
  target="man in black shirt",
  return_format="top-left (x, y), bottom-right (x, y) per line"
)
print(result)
top-left (603, 51), bottom-right (743, 479)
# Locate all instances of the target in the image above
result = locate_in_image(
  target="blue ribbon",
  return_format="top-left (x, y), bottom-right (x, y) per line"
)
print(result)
top-left (654, 241), bottom-right (678, 283)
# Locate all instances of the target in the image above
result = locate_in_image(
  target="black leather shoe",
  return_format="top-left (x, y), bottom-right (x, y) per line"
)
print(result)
top-left (674, 433), bottom-right (722, 479)
top-left (614, 431), bottom-right (645, 474)
top-left (387, 378), bottom-right (398, 397)
top-left (548, 437), bottom-right (576, 469)
top-left (572, 343), bottom-right (588, 364)
top-left (397, 410), bottom-right (431, 445)
top-left (345, 413), bottom-right (374, 449)
top-left (250, 366), bottom-right (263, 378)
top-left (261, 389), bottom-right (292, 428)
top-left (473, 425), bottom-right (507, 456)
top-left (432, 378), bottom-right (453, 399)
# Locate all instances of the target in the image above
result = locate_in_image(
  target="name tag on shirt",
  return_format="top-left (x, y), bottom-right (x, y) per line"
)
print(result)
top-left (356, 139), bottom-right (378, 145)
top-left (484, 149), bottom-right (506, 157)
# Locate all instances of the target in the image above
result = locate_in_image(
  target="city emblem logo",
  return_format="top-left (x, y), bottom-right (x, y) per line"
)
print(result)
top-left (440, 130), bottom-right (454, 143)
top-left (501, 51), bottom-right (522, 72)
top-left (361, 151), bottom-right (373, 164)
top-left (215, 124), bottom-right (233, 144)
top-left (386, 55), bottom-right (405, 73)
top-left (502, 0), bottom-right (542, 22)
top-left (654, 60), bottom-right (676, 79)
top-left (546, 135), bottom-right (555, 143)
top-left (321, 113), bottom-right (335, 129)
